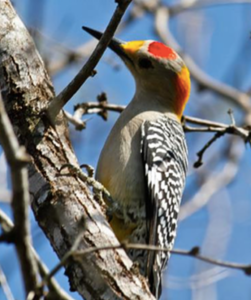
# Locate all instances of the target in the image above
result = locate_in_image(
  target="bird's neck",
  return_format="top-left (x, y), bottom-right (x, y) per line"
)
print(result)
top-left (133, 66), bottom-right (190, 120)
top-left (133, 85), bottom-right (180, 121)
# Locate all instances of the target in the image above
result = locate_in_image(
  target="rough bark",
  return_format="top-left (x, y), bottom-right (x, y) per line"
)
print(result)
top-left (0, 0), bottom-right (155, 299)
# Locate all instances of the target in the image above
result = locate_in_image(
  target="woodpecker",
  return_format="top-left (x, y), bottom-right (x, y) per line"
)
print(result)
top-left (83, 26), bottom-right (190, 299)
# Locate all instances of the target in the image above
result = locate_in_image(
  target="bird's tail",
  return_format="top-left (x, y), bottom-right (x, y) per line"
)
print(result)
top-left (149, 264), bottom-right (162, 299)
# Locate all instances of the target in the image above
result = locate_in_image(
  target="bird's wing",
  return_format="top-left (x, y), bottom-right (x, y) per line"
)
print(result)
top-left (141, 116), bottom-right (188, 297)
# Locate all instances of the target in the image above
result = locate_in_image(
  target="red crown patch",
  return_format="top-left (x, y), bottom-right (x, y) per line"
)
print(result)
top-left (148, 42), bottom-right (177, 60)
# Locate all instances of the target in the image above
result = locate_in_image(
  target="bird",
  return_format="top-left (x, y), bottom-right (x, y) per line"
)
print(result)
top-left (82, 26), bottom-right (190, 299)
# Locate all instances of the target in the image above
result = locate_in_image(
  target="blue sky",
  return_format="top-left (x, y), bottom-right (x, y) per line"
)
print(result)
top-left (1, 1), bottom-right (251, 299)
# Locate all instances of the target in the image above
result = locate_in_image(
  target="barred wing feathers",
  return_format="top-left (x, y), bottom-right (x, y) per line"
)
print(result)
top-left (141, 116), bottom-right (188, 297)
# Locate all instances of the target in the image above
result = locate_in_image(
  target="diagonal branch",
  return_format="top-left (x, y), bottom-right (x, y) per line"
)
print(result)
top-left (179, 138), bottom-right (243, 221)
top-left (47, 0), bottom-right (132, 120)
top-left (0, 209), bottom-right (75, 300)
top-left (74, 243), bottom-right (251, 275)
top-left (154, 6), bottom-right (251, 120)
top-left (169, 0), bottom-right (251, 15)
top-left (193, 131), bottom-right (226, 168)
top-left (0, 1), bottom-right (155, 299)
top-left (184, 111), bottom-right (250, 168)
top-left (40, 242), bottom-right (251, 282)
top-left (0, 94), bottom-right (39, 295)
top-left (0, 264), bottom-right (15, 300)
top-left (72, 100), bottom-right (251, 140)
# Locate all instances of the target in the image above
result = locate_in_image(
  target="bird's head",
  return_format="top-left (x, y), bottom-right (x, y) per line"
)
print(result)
top-left (83, 27), bottom-right (190, 119)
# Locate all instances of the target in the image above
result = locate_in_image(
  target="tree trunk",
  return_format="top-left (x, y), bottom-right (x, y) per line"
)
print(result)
top-left (0, 0), bottom-right (155, 299)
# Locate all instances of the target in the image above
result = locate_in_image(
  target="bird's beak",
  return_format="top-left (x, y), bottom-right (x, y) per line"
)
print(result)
top-left (82, 26), bottom-right (132, 63)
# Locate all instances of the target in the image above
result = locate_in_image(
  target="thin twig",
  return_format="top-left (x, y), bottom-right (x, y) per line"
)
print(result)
top-left (183, 115), bottom-right (228, 128)
top-left (73, 100), bottom-right (251, 143)
top-left (0, 264), bottom-right (15, 300)
top-left (0, 94), bottom-right (39, 295)
top-left (32, 252), bottom-right (75, 300)
top-left (38, 231), bottom-right (85, 291)
top-left (45, 0), bottom-right (140, 76)
top-left (194, 131), bottom-right (225, 168)
top-left (74, 101), bottom-right (125, 122)
top-left (184, 126), bottom-right (225, 132)
top-left (0, 209), bottom-right (74, 300)
top-left (228, 108), bottom-right (236, 126)
top-left (42, 242), bottom-right (251, 281)
top-left (193, 121), bottom-right (250, 168)
top-left (64, 110), bottom-right (87, 130)
top-left (75, 99), bottom-right (250, 168)
top-left (179, 138), bottom-right (243, 221)
top-left (47, 0), bottom-right (132, 120)
top-left (154, 6), bottom-right (251, 119)
top-left (0, 210), bottom-right (13, 232)
top-left (76, 101), bottom-right (125, 114)
top-left (76, 243), bottom-right (251, 275)
top-left (169, 0), bottom-right (251, 15)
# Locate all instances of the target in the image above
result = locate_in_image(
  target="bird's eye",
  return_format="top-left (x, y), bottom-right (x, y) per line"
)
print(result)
top-left (138, 58), bottom-right (154, 69)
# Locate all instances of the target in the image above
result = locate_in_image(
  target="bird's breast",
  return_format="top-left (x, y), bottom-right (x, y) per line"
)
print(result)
top-left (96, 114), bottom-right (146, 213)
top-left (96, 108), bottom-right (178, 222)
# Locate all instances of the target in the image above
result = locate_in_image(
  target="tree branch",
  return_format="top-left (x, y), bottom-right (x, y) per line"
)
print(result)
top-left (0, 209), bottom-right (75, 300)
top-left (0, 1), bottom-right (154, 299)
top-left (47, 0), bottom-right (132, 120)
top-left (0, 93), bottom-right (39, 295)
top-left (185, 111), bottom-right (250, 167)
top-left (44, 0), bottom-right (139, 77)
top-left (75, 243), bottom-right (251, 275)
top-left (73, 100), bottom-right (251, 141)
top-left (169, 0), bottom-right (251, 15)
top-left (179, 138), bottom-right (243, 221)
top-left (0, 264), bottom-right (15, 300)
top-left (154, 6), bottom-right (251, 121)
top-left (40, 242), bottom-right (251, 281)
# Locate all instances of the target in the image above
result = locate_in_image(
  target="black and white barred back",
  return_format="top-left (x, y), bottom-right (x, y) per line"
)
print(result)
top-left (141, 116), bottom-right (188, 298)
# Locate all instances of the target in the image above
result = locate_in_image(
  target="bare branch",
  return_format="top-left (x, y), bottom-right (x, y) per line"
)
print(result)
top-left (183, 115), bottom-right (228, 128)
top-left (169, 0), bottom-right (251, 15)
top-left (185, 123), bottom-right (249, 140)
top-left (0, 264), bottom-right (15, 300)
top-left (33, 253), bottom-right (75, 300)
top-left (0, 1), bottom-right (155, 298)
top-left (47, 0), bottom-right (132, 120)
top-left (0, 94), bottom-right (39, 294)
top-left (74, 99), bottom-right (250, 170)
top-left (73, 100), bottom-right (251, 144)
top-left (0, 210), bottom-right (13, 233)
top-left (194, 131), bottom-right (225, 168)
top-left (179, 138), bottom-right (243, 221)
top-left (192, 119), bottom-right (247, 166)
top-left (154, 6), bottom-right (251, 120)
top-left (44, 1), bottom-right (140, 77)
top-left (0, 209), bottom-right (75, 300)
top-left (191, 113), bottom-right (249, 167)
top-left (39, 231), bottom-right (85, 291)
top-left (43, 242), bottom-right (251, 280)
top-left (184, 114), bottom-right (250, 144)
top-left (63, 110), bottom-right (87, 131)
top-left (74, 101), bottom-right (125, 123)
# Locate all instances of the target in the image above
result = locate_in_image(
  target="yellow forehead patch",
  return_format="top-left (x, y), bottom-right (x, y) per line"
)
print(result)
top-left (121, 41), bottom-right (144, 55)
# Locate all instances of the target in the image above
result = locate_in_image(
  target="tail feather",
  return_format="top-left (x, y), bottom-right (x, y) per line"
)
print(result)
top-left (149, 266), bottom-right (162, 299)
